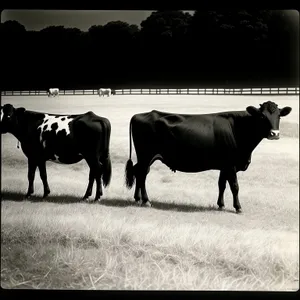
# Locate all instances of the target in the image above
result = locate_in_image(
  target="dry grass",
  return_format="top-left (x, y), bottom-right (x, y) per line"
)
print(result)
top-left (1, 95), bottom-right (299, 290)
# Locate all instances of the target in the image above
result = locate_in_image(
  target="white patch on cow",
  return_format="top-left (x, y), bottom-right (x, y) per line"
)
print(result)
top-left (37, 114), bottom-right (72, 142)
top-left (0, 109), bottom-right (3, 122)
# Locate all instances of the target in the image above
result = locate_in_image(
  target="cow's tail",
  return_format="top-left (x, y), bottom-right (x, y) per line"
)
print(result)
top-left (102, 120), bottom-right (112, 187)
top-left (125, 118), bottom-right (135, 189)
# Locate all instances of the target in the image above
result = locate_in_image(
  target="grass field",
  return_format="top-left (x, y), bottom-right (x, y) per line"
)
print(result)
top-left (1, 94), bottom-right (299, 290)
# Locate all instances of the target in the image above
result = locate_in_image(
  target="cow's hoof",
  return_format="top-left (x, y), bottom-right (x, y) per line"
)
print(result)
top-left (83, 197), bottom-right (93, 203)
top-left (136, 200), bottom-right (142, 206)
top-left (236, 208), bottom-right (243, 214)
top-left (218, 206), bottom-right (225, 211)
top-left (142, 201), bottom-right (152, 207)
top-left (24, 194), bottom-right (31, 200)
top-left (43, 190), bottom-right (50, 198)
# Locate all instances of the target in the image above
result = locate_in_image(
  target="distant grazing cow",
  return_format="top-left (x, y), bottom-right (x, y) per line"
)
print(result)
top-left (48, 88), bottom-right (59, 97)
top-left (125, 101), bottom-right (292, 213)
top-left (1, 104), bottom-right (112, 202)
top-left (98, 88), bottom-right (111, 97)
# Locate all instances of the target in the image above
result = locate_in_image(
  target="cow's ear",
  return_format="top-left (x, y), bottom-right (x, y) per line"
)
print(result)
top-left (15, 107), bottom-right (26, 117)
top-left (280, 106), bottom-right (292, 117)
top-left (246, 106), bottom-right (261, 117)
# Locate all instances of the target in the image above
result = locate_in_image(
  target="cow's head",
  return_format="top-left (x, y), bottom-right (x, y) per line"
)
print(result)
top-left (246, 101), bottom-right (292, 140)
top-left (1, 104), bottom-right (26, 134)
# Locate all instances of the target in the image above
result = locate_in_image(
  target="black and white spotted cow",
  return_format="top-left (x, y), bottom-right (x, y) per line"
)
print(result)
top-left (48, 88), bottom-right (59, 97)
top-left (1, 104), bottom-right (112, 202)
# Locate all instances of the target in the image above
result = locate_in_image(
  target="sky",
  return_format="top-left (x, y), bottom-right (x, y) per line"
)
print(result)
top-left (0, 10), bottom-right (195, 31)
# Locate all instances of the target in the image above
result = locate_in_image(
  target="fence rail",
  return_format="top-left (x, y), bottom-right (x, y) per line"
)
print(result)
top-left (1, 87), bottom-right (299, 96)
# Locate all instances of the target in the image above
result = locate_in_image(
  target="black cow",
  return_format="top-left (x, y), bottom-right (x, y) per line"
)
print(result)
top-left (125, 101), bottom-right (292, 213)
top-left (1, 104), bottom-right (112, 201)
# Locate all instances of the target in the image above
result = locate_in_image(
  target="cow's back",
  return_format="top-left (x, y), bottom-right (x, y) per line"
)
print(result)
top-left (130, 110), bottom-right (247, 172)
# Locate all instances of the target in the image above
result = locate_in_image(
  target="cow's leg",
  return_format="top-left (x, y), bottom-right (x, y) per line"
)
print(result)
top-left (83, 169), bottom-right (95, 201)
top-left (25, 159), bottom-right (38, 199)
top-left (95, 175), bottom-right (103, 201)
top-left (38, 161), bottom-right (50, 198)
top-left (217, 170), bottom-right (227, 210)
top-left (132, 162), bottom-right (150, 206)
top-left (227, 168), bottom-right (242, 213)
top-left (140, 166), bottom-right (151, 207)
top-left (133, 164), bottom-right (141, 203)
top-left (138, 154), bottom-right (161, 207)
top-left (85, 156), bottom-right (103, 201)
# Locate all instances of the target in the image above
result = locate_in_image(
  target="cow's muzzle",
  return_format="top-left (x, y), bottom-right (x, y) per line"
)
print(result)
top-left (268, 130), bottom-right (280, 140)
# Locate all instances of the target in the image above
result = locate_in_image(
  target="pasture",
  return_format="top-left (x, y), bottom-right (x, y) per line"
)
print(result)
top-left (1, 94), bottom-right (299, 290)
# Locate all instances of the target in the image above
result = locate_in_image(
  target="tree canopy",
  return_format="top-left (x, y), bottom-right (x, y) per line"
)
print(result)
top-left (1, 10), bottom-right (298, 90)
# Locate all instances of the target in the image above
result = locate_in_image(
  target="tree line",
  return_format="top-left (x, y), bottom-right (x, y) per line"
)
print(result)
top-left (1, 10), bottom-right (298, 90)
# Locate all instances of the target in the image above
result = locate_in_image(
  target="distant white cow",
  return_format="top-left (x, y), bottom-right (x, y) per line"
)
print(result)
top-left (48, 88), bottom-right (59, 97)
top-left (98, 88), bottom-right (111, 97)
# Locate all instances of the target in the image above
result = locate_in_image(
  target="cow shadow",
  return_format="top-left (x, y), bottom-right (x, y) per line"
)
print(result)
top-left (1, 191), bottom-right (82, 204)
top-left (100, 198), bottom-right (236, 214)
top-left (1, 191), bottom-right (235, 213)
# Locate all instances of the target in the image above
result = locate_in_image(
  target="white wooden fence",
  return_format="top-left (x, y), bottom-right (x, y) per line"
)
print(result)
top-left (1, 87), bottom-right (299, 96)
